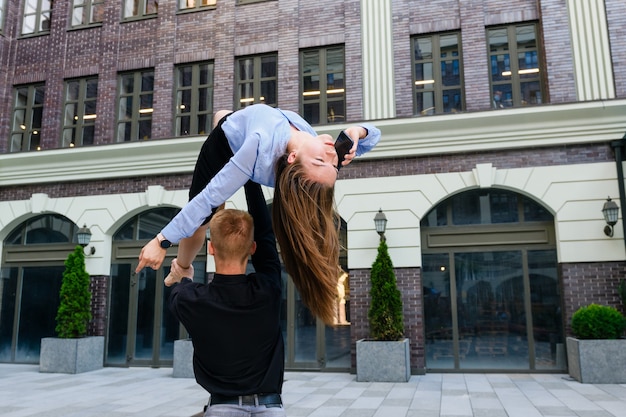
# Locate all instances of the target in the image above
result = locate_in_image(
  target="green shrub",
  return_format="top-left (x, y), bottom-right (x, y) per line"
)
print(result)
top-left (368, 239), bottom-right (404, 341)
top-left (571, 303), bottom-right (626, 339)
top-left (55, 246), bottom-right (92, 338)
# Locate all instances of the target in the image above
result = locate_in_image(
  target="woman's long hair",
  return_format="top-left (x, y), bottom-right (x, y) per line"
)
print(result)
top-left (272, 154), bottom-right (340, 326)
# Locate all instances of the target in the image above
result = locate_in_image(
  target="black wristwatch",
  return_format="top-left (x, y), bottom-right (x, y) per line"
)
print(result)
top-left (157, 233), bottom-right (172, 249)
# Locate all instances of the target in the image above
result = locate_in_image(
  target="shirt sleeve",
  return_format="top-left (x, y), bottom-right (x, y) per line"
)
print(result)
top-left (161, 133), bottom-right (262, 244)
top-left (354, 123), bottom-right (381, 156)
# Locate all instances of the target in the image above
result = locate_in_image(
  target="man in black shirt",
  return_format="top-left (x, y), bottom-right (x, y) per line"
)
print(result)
top-left (168, 181), bottom-right (285, 417)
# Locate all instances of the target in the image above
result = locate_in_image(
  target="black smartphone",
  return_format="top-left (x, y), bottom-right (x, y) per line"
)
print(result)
top-left (334, 131), bottom-right (354, 170)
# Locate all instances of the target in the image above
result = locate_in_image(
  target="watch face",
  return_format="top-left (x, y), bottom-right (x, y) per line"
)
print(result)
top-left (160, 239), bottom-right (172, 249)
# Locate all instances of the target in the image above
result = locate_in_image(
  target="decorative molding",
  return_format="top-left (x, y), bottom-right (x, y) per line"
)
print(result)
top-left (1, 100), bottom-right (625, 187)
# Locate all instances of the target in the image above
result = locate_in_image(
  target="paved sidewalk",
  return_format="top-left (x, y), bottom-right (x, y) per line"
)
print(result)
top-left (1, 364), bottom-right (626, 416)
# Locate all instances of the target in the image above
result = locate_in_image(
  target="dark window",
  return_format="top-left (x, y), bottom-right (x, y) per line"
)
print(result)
top-left (488, 23), bottom-right (544, 108)
top-left (71, 0), bottom-right (104, 26)
top-left (235, 54), bottom-right (277, 109)
top-left (301, 45), bottom-right (345, 125)
top-left (62, 77), bottom-right (98, 147)
top-left (117, 70), bottom-right (154, 142)
top-left (10, 84), bottom-right (45, 152)
top-left (175, 62), bottom-right (214, 136)
top-left (122, 0), bottom-right (158, 19)
top-left (22, 0), bottom-right (51, 35)
top-left (178, 0), bottom-right (216, 12)
top-left (412, 32), bottom-right (464, 115)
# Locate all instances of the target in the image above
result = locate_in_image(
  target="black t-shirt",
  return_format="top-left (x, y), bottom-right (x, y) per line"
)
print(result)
top-left (169, 181), bottom-right (283, 396)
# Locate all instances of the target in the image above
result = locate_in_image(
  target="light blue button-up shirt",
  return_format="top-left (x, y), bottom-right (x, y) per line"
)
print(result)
top-left (162, 104), bottom-right (381, 243)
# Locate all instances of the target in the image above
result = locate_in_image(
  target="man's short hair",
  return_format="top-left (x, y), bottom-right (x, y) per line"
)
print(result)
top-left (208, 209), bottom-right (254, 261)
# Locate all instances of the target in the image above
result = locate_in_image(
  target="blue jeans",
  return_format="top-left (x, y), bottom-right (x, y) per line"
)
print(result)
top-left (204, 403), bottom-right (286, 417)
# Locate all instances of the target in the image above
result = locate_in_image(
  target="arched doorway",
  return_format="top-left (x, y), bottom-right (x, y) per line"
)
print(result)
top-left (106, 207), bottom-right (205, 367)
top-left (421, 189), bottom-right (565, 371)
top-left (0, 214), bottom-right (80, 363)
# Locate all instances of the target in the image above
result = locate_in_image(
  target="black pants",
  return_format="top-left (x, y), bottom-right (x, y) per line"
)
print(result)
top-left (189, 114), bottom-right (234, 225)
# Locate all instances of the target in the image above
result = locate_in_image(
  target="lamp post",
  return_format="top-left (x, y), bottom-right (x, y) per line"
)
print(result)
top-left (77, 224), bottom-right (96, 255)
top-left (602, 197), bottom-right (620, 237)
top-left (373, 209), bottom-right (387, 242)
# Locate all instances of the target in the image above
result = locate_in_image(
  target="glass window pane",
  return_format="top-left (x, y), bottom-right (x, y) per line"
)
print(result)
top-left (416, 91), bottom-right (435, 115)
top-left (490, 192), bottom-right (519, 223)
top-left (239, 59), bottom-right (254, 80)
top-left (261, 80), bottom-right (276, 106)
top-left (303, 102), bottom-right (319, 125)
top-left (261, 56), bottom-right (277, 78)
top-left (423, 253), bottom-right (453, 369)
top-left (83, 125), bottom-right (95, 145)
top-left (442, 89), bottom-right (461, 113)
top-left (415, 62), bottom-right (434, 84)
top-left (107, 264), bottom-right (131, 365)
top-left (456, 251), bottom-right (528, 370)
top-left (15, 267), bottom-right (64, 362)
top-left (520, 81), bottom-right (541, 105)
top-left (528, 250), bottom-right (563, 370)
top-left (414, 38), bottom-right (432, 60)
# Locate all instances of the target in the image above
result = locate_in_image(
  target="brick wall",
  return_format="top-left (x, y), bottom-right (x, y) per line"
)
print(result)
top-left (1, 0), bottom-right (615, 154)
top-left (350, 266), bottom-right (425, 373)
top-left (560, 261), bottom-right (626, 336)
top-left (89, 275), bottom-right (108, 337)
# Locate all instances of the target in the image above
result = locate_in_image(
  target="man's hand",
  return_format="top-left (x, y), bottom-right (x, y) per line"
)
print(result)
top-left (164, 258), bottom-right (194, 287)
top-left (135, 238), bottom-right (166, 274)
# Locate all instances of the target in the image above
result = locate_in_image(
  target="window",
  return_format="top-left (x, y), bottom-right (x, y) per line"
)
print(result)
top-left (71, 0), bottom-right (104, 26)
top-left (22, 0), bottom-right (52, 35)
top-left (10, 84), bottom-right (45, 152)
top-left (237, 0), bottom-right (271, 4)
top-left (117, 70), bottom-right (154, 142)
top-left (235, 54), bottom-right (277, 110)
top-left (175, 62), bottom-right (214, 136)
top-left (0, 0), bottom-right (6, 33)
top-left (178, 0), bottom-right (216, 12)
top-left (412, 32), bottom-right (464, 116)
top-left (488, 23), bottom-right (544, 108)
top-left (123, 0), bottom-right (158, 19)
top-left (62, 77), bottom-right (98, 147)
top-left (301, 46), bottom-right (345, 125)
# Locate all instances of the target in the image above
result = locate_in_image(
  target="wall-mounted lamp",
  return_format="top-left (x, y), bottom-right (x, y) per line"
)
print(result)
top-left (602, 197), bottom-right (620, 237)
top-left (77, 224), bottom-right (96, 255)
top-left (373, 208), bottom-right (388, 242)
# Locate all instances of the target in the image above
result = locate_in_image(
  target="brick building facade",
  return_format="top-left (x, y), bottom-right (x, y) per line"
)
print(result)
top-left (1, 0), bottom-right (625, 373)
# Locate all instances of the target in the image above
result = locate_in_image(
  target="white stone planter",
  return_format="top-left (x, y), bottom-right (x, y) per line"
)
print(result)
top-left (566, 336), bottom-right (626, 383)
top-left (356, 338), bottom-right (410, 382)
top-left (40, 336), bottom-right (104, 374)
top-left (173, 339), bottom-right (194, 378)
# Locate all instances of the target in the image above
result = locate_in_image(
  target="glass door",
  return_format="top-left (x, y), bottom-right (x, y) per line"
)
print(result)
top-left (0, 266), bottom-right (64, 363)
top-left (106, 262), bottom-right (178, 366)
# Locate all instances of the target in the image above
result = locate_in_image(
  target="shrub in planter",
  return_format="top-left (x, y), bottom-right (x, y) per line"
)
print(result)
top-left (40, 245), bottom-right (103, 374)
top-left (571, 303), bottom-right (625, 340)
top-left (357, 238), bottom-right (409, 382)
top-left (55, 245), bottom-right (92, 338)
top-left (368, 239), bottom-right (404, 341)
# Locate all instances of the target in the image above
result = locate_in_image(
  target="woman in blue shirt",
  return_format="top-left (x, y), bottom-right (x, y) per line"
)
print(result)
top-left (136, 104), bottom-right (380, 325)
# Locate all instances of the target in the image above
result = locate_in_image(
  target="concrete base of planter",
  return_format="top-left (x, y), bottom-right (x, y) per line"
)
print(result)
top-left (356, 338), bottom-right (410, 382)
top-left (173, 339), bottom-right (194, 378)
top-left (40, 336), bottom-right (104, 374)
top-left (566, 336), bottom-right (626, 383)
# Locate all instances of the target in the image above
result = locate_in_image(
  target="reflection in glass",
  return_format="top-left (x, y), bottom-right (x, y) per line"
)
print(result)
top-left (423, 254), bottom-right (453, 369)
top-left (16, 267), bottom-right (64, 362)
top-left (108, 264), bottom-right (131, 365)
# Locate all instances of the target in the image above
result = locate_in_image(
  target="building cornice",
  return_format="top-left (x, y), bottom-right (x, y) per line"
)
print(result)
top-left (1, 100), bottom-right (625, 187)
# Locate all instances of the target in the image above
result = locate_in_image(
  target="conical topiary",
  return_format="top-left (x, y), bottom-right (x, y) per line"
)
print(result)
top-left (55, 245), bottom-right (92, 338)
top-left (368, 239), bottom-right (404, 341)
